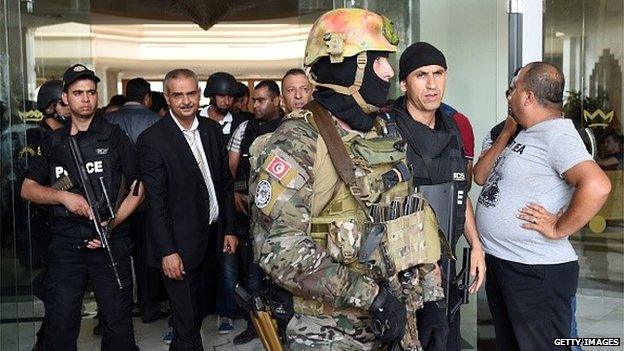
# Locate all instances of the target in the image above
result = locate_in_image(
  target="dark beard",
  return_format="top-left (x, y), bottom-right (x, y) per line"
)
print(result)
top-left (214, 106), bottom-right (229, 115)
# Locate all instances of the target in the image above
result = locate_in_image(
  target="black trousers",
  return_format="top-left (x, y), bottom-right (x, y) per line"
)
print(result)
top-left (163, 263), bottom-right (205, 351)
top-left (485, 254), bottom-right (578, 351)
top-left (42, 234), bottom-right (136, 351)
top-left (130, 211), bottom-right (165, 320)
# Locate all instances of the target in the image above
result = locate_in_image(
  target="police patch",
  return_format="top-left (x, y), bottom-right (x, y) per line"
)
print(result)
top-left (96, 148), bottom-right (109, 155)
top-left (266, 155), bottom-right (292, 181)
top-left (255, 180), bottom-right (272, 209)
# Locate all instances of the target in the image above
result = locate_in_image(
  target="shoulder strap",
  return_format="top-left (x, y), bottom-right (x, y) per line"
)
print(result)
top-left (304, 101), bottom-right (369, 214)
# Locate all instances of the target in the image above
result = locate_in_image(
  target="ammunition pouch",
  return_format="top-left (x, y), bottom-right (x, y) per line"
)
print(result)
top-left (300, 199), bottom-right (445, 316)
top-left (361, 207), bottom-right (439, 278)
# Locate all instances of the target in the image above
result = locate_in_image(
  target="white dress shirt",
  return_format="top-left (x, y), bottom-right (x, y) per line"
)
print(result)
top-left (171, 111), bottom-right (219, 224)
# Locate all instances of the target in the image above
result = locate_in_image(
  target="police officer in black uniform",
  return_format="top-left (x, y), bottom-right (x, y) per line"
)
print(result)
top-left (388, 42), bottom-right (486, 351)
top-left (24, 79), bottom-right (71, 350)
top-left (21, 64), bottom-right (143, 351)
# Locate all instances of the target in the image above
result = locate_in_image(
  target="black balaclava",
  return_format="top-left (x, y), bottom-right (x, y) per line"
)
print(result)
top-left (312, 51), bottom-right (391, 132)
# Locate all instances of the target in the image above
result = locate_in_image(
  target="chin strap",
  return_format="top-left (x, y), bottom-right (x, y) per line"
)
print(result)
top-left (306, 52), bottom-right (379, 114)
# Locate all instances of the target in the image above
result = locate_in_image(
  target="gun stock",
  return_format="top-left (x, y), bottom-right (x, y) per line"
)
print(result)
top-left (234, 284), bottom-right (285, 351)
top-left (448, 247), bottom-right (471, 320)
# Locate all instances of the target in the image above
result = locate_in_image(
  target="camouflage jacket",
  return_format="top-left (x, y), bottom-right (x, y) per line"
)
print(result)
top-left (248, 111), bottom-right (379, 311)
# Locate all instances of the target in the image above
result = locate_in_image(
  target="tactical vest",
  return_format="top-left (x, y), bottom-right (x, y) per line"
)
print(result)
top-left (388, 103), bottom-right (468, 248)
top-left (47, 121), bottom-right (123, 232)
top-left (282, 107), bottom-right (444, 316)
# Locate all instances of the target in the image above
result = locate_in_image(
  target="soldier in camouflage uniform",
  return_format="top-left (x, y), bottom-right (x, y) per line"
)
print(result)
top-left (248, 8), bottom-right (444, 350)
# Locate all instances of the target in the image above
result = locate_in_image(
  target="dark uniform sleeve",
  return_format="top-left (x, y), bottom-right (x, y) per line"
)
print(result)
top-left (114, 128), bottom-right (139, 190)
top-left (23, 130), bottom-right (51, 185)
top-left (249, 119), bottom-right (379, 310)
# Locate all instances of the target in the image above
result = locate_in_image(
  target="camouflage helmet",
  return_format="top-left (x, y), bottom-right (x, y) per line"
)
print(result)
top-left (304, 8), bottom-right (399, 67)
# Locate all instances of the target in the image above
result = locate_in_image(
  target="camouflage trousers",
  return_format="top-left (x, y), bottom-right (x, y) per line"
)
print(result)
top-left (285, 265), bottom-right (443, 351)
top-left (285, 311), bottom-right (381, 351)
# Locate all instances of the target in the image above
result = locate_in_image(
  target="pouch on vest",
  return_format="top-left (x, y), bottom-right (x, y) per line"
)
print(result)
top-left (350, 136), bottom-right (404, 166)
top-left (327, 219), bottom-right (361, 265)
top-left (359, 195), bottom-right (442, 278)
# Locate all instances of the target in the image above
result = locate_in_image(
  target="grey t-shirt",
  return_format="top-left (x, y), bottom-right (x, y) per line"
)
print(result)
top-left (476, 118), bottom-right (592, 264)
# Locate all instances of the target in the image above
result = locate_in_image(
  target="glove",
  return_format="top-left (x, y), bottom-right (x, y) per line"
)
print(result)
top-left (369, 286), bottom-right (407, 343)
top-left (417, 301), bottom-right (448, 351)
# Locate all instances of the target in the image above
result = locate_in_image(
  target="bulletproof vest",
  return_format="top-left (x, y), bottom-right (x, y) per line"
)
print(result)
top-left (389, 106), bottom-right (468, 248)
top-left (236, 117), bottom-right (283, 194)
top-left (47, 121), bottom-right (122, 230)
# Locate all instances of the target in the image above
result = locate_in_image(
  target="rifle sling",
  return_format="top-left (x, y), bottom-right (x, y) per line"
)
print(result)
top-left (304, 101), bottom-right (369, 214)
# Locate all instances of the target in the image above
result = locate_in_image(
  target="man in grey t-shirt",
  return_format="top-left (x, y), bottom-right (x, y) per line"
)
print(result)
top-left (475, 62), bottom-right (610, 351)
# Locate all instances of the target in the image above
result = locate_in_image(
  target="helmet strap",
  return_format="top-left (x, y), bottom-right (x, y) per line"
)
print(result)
top-left (307, 52), bottom-right (379, 114)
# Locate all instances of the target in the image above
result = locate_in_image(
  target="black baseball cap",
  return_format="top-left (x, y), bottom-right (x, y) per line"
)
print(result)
top-left (63, 64), bottom-right (100, 89)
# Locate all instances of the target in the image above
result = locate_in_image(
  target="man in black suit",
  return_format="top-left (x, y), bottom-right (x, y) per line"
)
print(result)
top-left (137, 68), bottom-right (237, 350)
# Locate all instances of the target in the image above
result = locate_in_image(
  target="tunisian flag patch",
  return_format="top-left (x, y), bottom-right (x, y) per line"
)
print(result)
top-left (266, 155), bottom-right (292, 181)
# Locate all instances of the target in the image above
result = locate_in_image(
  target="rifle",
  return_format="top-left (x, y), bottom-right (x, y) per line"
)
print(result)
top-left (419, 182), bottom-right (471, 321)
top-left (234, 284), bottom-right (285, 351)
top-left (67, 136), bottom-right (123, 290)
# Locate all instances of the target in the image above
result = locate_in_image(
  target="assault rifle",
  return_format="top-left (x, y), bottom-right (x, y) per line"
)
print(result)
top-left (419, 182), bottom-right (471, 321)
top-left (67, 136), bottom-right (123, 290)
top-left (234, 284), bottom-right (285, 351)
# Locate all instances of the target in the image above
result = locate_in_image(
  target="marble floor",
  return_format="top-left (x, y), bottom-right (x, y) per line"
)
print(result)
top-left (1, 225), bottom-right (622, 350)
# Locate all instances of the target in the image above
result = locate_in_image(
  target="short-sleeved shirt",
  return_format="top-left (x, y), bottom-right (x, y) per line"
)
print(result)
top-left (479, 120), bottom-right (521, 155)
top-left (24, 116), bottom-right (138, 234)
top-left (227, 120), bottom-right (249, 153)
top-left (451, 112), bottom-right (475, 160)
top-left (440, 103), bottom-right (475, 160)
top-left (475, 118), bottom-right (592, 264)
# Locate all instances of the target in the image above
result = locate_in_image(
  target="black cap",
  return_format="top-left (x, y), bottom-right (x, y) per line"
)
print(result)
top-left (63, 64), bottom-right (100, 89)
top-left (399, 42), bottom-right (447, 81)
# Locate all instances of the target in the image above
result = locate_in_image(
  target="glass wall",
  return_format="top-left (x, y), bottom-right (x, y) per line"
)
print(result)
top-left (543, 0), bottom-right (624, 343)
top-left (0, 0), bottom-right (620, 350)
top-left (0, 1), bottom-right (92, 349)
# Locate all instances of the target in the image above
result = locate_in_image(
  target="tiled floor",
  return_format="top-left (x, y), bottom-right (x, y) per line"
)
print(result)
top-left (1, 225), bottom-right (622, 350)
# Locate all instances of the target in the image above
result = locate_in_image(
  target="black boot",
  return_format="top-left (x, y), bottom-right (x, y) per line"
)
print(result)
top-left (233, 323), bottom-right (258, 345)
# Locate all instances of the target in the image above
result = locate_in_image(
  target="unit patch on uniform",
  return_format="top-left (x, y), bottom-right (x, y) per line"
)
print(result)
top-left (266, 155), bottom-right (292, 181)
top-left (255, 180), bottom-right (272, 209)
top-left (96, 148), bottom-right (109, 155)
